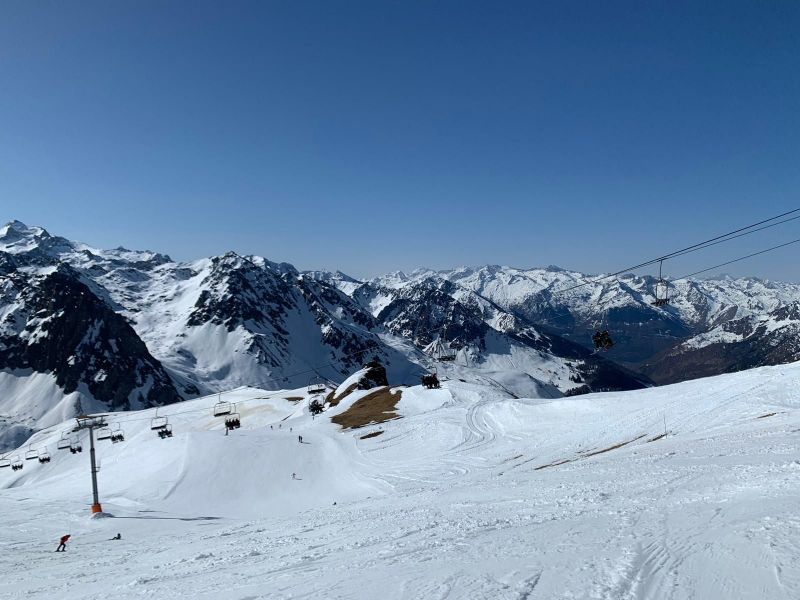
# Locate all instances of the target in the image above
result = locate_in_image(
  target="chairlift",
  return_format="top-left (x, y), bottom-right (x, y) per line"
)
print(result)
top-left (157, 424), bottom-right (173, 439)
top-left (225, 404), bottom-right (241, 430)
top-left (97, 426), bottom-right (112, 441)
top-left (151, 408), bottom-right (168, 431)
top-left (0, 456), bottom-right (10, 468)
top-left (429, 337), bottom-right (457, 362)
top-left (213, 393), bottom-right (232, 417)
top-left (109, 423), bottom-right (125, 443)
top-left (38, 450), bottom-right (51, 464)
top-left (10, 456), bottom-right (23, 471)
top-left (24, 446), bottom-right (39, 461)
top-left (651, 260), bottom-right (670, 307)
top-left (307, 377), bottom-right (326, 395)
top-left (70, 440), bottom-right (83, 454)
top-left (57, 433), bottom-right (72, 451)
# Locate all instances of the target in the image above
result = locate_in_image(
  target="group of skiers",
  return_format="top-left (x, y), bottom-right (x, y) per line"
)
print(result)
top-left (592, 330), bottom-right (614, 351)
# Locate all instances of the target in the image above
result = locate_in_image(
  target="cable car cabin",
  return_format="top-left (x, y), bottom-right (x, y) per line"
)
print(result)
top-left (25, 448), bottom-right (39, 461)
top-left (157, 424), bottom-right (173, 439)
top-left (213, 401), bottom-right (232, 417)
top-left (97, 427), bottom-right (112, 441)
top-left (225, 414), bottom-right (241, 430)
top-left (70, 441), bottom-right (83, 454)
top-left (57, 435), bottom-right (72, 450)
top-left (38, 452), bottom-right (51, 464)
top-left (151, 416), bottom-right (168, 430)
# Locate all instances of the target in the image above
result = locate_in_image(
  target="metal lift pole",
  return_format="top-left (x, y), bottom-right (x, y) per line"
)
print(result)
top-left (74, 415), bottom-right (107, 515)
top-left (88, 424), bottom-right (101, 513)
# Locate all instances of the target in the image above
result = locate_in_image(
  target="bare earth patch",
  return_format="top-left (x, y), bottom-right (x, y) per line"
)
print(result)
top-left (331, 387), bottom-right (403, 430)
top-left (359, 431), bottom-right (384, 440)
top-left (284, 397), bottom-right (304, 403)
top-left (757, 412), bottom-right (778, 419)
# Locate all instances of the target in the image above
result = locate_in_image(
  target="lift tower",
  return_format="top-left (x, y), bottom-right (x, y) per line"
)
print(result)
top-left (73, 415), bottom-right (108, 514)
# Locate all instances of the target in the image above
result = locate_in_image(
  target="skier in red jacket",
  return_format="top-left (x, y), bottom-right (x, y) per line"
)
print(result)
top-left (56, 534), bottom-right (70, 552)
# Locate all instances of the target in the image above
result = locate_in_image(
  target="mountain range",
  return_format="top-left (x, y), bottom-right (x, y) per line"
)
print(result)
top-left (1, 219), bottom-right (798, 448)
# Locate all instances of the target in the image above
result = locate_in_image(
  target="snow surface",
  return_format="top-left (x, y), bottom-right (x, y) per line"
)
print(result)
top-left (2, 363), bottom-right (800, 598)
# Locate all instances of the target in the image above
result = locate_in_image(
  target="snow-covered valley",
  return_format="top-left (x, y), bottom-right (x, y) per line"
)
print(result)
top-left (1, 362), bottom-right (799, 599)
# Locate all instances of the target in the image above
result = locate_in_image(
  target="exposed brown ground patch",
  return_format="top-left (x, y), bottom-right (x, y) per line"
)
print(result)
top-left (327, 384), bottom-right (356, 408)
top-left (331, 387), bottom-right (403, 430)
top-left (284, 397), bottom-right (304, 403)
top-left (583, 434), bottom-right (647, 457)
top-left (757, 412), bottom-right (777, 419)
top-left (359, 430), bottom-right (384, 440)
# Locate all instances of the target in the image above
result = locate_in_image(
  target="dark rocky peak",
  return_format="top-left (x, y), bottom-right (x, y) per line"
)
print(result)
top-left (0, 266), bottom-right (180, 410)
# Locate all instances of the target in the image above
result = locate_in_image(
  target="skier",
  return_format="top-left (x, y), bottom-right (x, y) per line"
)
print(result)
top-left (110, 533), bottom-right (122, 540)
top-left (291, 472), bottom-right (297, 480)
top-left (298, 435), bottom-right (303, 443)
top-left (55, 534), bottom-right (70, 552)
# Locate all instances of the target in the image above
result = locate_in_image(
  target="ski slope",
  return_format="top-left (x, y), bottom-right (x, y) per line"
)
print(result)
top-left (1, 364), bottom-right (799, 599)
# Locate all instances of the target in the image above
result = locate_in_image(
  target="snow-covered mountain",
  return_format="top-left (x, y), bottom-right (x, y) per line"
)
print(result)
top-left (358, 265), bottom-right (800, 383)
top-left (0, 221), bottom-right (646, 447)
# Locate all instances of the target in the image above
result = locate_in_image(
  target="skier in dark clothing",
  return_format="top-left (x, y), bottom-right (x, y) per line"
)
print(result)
top-left (56, 534), bottom-right (70, 552)
top-left (110, 533), bottom-right (121, 540)
top-left (298, 435), bottom-right (303, 443)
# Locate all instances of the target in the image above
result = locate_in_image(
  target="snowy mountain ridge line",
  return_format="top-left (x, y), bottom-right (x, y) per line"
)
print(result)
top-left (0, 220), bottom-right (651, 448)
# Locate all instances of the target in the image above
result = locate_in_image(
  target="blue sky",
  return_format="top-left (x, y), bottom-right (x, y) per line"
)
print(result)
top-left (1, 1), bottom-right (798, 280)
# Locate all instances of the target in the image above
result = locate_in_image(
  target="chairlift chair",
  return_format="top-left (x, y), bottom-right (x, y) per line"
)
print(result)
top-left (70, 440), bottom-right (83, 454)
top-left (157, 424), bottom-right (173, 439)
top-left (10, 456), bottom-right (23, 471)
top-left (213, 402), bottom-right (232, 417)
top-left (110, 424), bottom-right (125, 443)
top-left (225, 411), bottom-right (241, 430)
top-left (307, 378), bottom-right (326, 395)
top-left (151, 407), bottom-right (168, 431)
top-left (97, 426), bottom-right (112, 441)
top-left (38, 451), bottom-right (51, 464)
top-left (429, 337), bottom-right (457, 362)
top-left (57, 434), bottom-right (72, 451)
top-left (24, 446), bottom-right (39, 461)
top-left (651, 260), bottom-right (670, 307)
top-left (0, 456), bottom-right (10, 468)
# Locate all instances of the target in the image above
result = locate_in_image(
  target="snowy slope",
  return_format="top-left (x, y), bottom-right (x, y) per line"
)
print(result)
top-left (2, 362), bottom-right (800, 598)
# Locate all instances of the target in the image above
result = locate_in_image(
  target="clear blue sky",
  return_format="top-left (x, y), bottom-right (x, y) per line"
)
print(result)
top-left (1, 1), bottom-right (799, 280)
